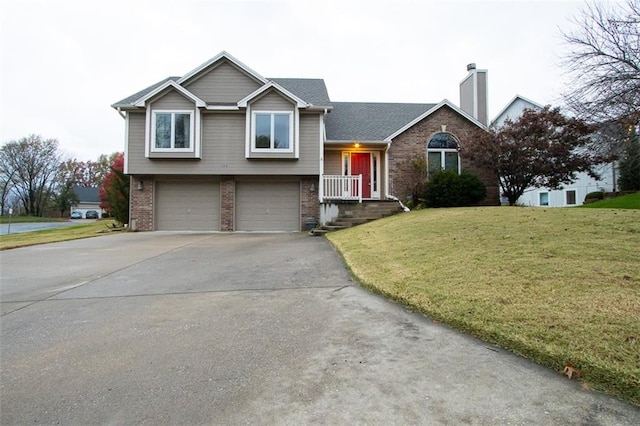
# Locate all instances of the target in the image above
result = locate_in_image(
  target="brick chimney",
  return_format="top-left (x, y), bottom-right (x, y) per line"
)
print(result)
top-left (459, 63), bottom-right (488, 126)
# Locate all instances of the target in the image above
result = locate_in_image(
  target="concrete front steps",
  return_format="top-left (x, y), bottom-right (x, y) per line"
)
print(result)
top-left (310, 200), bottom-right (405, 236)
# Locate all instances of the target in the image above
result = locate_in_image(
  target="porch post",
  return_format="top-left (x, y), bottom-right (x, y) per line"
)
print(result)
top-left (358, 174), bottom-right (362, 203)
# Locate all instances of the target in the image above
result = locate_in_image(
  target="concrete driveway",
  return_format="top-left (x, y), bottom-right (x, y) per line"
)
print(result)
top-left (1, 233), bottom-right (638, 424)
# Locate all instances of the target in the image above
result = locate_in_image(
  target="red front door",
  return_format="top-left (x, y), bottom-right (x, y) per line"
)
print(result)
top-left (351, 153), bottom-right (371, 198)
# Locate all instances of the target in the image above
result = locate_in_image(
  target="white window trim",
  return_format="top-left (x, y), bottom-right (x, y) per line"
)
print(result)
top-left (150, 110), bottom-right (195, 153)
top-left (250, 110), bottom-right (294, 153)
top-left (564, 188), bottom-right (578, 206)
top-left (341, 151), bottom-right (381, 199)
top-left (539, 191), bottom-right (550, 206)
top-left (427, 148), bottom-right (462, 174)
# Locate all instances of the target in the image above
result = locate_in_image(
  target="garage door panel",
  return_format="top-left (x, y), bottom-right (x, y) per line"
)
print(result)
top-left (156, 181), bottom-right (220, 231)
top-left (236, 182), bottom-right (300, 231)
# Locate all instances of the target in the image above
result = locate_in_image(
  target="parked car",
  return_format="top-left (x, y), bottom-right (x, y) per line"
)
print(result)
top-left (85, 210), bottom-right (99, 219)
top-left (70, 211), bottom-right (83, 219)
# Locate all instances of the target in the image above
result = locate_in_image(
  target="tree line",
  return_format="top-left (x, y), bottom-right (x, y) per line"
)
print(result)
top-left (0, 134), bottom-right (127, 222)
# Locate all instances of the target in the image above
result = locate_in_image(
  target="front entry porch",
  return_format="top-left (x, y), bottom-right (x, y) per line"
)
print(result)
top-left (321, 149), bottom-right (383, 203)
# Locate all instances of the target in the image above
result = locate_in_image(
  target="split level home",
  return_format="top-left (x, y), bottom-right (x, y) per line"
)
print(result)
top-left (492, 95), bottom-right (616, 207)
top-left (112, 52), bottom-right (499, 232)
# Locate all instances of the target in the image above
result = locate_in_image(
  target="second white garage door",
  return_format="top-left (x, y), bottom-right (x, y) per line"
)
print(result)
top-left (236, 182), bottom-right (300, 231)
top-left (156, 180), bottom-right (220, 231)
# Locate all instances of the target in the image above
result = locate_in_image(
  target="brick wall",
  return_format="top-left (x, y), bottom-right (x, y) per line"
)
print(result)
top-left (388, 105), bottom-right (499, 205)
top-left (129, 176), bottom-right (154, 231)
top-left (301, 178), bottom-right (319, 229)
top-left (220, 178), bottom-right (235, 231)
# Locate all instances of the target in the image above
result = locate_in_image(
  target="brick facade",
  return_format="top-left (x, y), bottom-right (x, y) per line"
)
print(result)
top-left (388, 105), bottom-right (499, 205)
top-left (220, 178), bottom-right (235, 231)
top-left (129, 176), bottom-right (154, 231)
top-left (300, 178), bottom-right (320, 229)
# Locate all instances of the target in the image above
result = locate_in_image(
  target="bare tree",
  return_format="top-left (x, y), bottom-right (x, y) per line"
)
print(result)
top-left (561, 0), bottom-right (640, 125)
top-left (0, 135), bottom-right (64, 216)
top-left (0, 166), bottom-right (15, 215)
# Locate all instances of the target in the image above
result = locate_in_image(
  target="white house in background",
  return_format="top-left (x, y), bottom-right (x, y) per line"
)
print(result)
top-left (492, 95), bottom-right (615, 207)
top-left (71, 186), bottom-right (104, 218)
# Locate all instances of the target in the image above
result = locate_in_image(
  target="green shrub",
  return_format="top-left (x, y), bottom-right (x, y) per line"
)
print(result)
top-left (585, 191), bottom-right (604, 200)
top-left (421, 170), bottom-right (487, 208)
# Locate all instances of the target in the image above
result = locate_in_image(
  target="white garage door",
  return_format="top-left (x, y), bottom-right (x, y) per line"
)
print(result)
top-left (236, 182), bottom-right (300, 231)
top-left (156, 180), bottom-right (220, 231)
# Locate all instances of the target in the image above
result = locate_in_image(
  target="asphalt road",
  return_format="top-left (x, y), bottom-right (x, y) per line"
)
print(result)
top-left (0, 220), bottom-right (90, 235)
top-left (1, 233), bottom-right (638, 424)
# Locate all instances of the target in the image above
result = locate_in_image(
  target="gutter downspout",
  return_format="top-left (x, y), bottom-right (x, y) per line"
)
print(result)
top-left (384, 142), bottom-right (410, 212)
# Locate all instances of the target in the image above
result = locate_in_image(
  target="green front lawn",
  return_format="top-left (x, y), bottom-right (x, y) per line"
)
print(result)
top-left (0, 220), bottom-right (119, 250)
top-left (327, 207), bottom-right (640, 406)
top-left (580, 192), bottom-right (640, 209)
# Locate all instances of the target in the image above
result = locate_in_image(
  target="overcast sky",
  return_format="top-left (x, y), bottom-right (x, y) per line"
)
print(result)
top-left (1, 0), bottom-right (593, 161)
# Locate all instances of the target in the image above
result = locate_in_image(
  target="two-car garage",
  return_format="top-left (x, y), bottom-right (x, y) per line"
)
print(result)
top-left (154, 179), bottom-right (301, 232)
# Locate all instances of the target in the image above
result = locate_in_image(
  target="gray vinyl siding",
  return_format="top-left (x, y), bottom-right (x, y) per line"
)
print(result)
top-left (476, 71), bottom-right (488, 126)
top-left (459, 75), bottom-right (474, 119)
top-left (251, 91), bottom-right (294, 111)
top-left (127, 112), bottom-right (146, 173)
top-left (126, 111), bottom-right (321, 175)
top-left (150, 90), bottom-right (196, 110)
top-left (183, 61), bottom-right (261, 103)
top-left (324, 150), bottom-right (342, 175)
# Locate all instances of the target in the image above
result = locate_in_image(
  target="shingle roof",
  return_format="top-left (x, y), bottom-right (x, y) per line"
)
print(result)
top-left (325, 102), bottom-right (436, 141)
top-left (111, 77), bottom-right (180, 108)
top-left (112, 77), bottom-right (331, 109)
top-left (72, 186), bottom-right (100, 203)
top-left (269, 78), bottom-right (331, 107)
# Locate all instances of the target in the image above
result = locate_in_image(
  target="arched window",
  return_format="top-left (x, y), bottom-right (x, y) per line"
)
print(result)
top-left (427, 132), bottom-right (460, 178)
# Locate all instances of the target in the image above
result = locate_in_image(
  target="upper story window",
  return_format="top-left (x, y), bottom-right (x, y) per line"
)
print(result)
top-left (252, 112), bottom-right (293, 152)
top-left (427, 132), bottom-right (459, 178)
top-left (152, 111), bottom-right (193, 151)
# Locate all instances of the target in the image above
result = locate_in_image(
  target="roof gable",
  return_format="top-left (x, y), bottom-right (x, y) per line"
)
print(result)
top-left (238, 81), bottom-right (309, 108)
top-left (385, 99), bottom-right (486, 141)
top-left (132, 80), bottom-right (205, 108)
top-left (491, 95), bottom-right (543, 127)
top-left (177, 51), bottom-right (267, 86)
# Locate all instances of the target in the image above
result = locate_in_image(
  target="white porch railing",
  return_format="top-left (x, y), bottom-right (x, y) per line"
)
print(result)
top-left (322, 175), bottom-right (362, 202)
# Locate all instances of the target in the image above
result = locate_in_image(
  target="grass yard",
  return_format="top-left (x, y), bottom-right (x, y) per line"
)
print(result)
top-left (327, 207), bottom-right (640, 406)
top-left (580, 192), bottom-right (640, 209)
top-left (0, 220), bottom-right (119, 250)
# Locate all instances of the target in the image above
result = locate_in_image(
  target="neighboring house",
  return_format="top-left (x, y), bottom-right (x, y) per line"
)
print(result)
top-left (112, 52), bottom-right (499, 232)
top-left (71, 186), bottom-right (104, 217)
top-left (491, 95), bottom-right (615, 207)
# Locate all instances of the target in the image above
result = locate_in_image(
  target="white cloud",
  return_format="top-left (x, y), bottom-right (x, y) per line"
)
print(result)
top-left (1, 0), bottom-right (584, 160)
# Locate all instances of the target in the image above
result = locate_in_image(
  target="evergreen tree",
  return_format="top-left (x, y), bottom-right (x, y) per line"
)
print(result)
top-left (618, 126), bottom-right (640, 191)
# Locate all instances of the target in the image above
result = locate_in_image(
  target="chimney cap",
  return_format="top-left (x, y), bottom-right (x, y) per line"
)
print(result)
top-left (467, 63), bottom-right (476, 71)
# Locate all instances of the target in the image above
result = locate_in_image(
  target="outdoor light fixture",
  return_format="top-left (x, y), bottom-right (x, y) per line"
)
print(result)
top-left (354, 143), bottom-right (360, 148)
top-left (137, 181), bottom-right (144, 191)
top-left (310, 183), bottom-right (316, 192)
